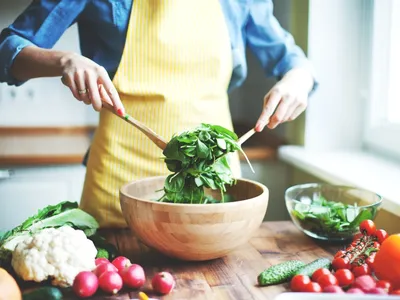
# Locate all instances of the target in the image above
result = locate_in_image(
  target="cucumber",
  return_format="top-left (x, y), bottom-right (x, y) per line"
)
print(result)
top-left (257, 260), bottom-right (305, 286)
top-left (293, 258), bottom-right (332, 277)
top-left (22, 286), bottom-right (63, 300)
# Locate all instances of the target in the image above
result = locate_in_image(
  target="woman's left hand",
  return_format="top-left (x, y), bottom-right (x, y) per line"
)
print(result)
top-left (255, 68), bottom-right (314, 132)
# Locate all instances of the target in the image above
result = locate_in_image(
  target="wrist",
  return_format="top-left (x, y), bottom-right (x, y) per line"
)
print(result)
top-left (59, 51), bottom-right (78, 72)
top-left (282, 68), bottom-right (314, 94)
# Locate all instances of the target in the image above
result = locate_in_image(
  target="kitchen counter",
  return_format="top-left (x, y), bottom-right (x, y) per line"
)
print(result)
top-left (20, 221), bottom-right (340, 300)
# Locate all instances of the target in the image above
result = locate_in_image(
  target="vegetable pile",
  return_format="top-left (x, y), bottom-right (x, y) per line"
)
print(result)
top-left (73, 256), bottom-right (175, 298)
top-left (159, 123), bottom-right (252, 204)
top-left (291, 195), bottom-right (375, 239)
top-left (256, 219), bottom-right (400, 296)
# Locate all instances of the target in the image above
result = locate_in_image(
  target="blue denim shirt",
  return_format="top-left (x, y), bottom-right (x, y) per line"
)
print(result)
top-left (0, 0), bottom-right (317, 92)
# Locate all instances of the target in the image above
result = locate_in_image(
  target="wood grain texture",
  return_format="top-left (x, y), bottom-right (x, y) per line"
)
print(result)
top-left (19, 221), bottom-right (342, 300)
top-left (119, 176), bottom-right (269, 261)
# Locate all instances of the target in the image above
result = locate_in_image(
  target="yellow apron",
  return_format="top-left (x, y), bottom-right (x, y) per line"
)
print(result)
top-left (80, 0), bottom-right (241, 228)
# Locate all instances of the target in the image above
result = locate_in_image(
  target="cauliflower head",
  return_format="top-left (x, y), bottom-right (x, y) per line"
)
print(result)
top-left (11, 226), bottom-right (97, 287)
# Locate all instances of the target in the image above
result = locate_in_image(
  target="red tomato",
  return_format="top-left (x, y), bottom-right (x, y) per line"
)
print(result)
top-left (391, 289), bottom-right (400, 295)
top-left (290, 275), bottom-right (311, 292)
top-left (334, 250), bottom-right (346, 259)
top-left (376, 280), bottom-right (392, 293)
top-left (334, 269), bottom-right (354, 287)
top-left (352, 264), bottom-right (371, 277)
top-left (303, 282), bottom-right (322, 293)
top-left (312, 268), bottom-right (331, 282)
top-left (372, 241), bottom-right (381, 249)
top-left (373, 229), bottom-right (388, 244)
top-left (332, 257), bottom-right (350, 270)
top-left (359, 220), bottom-right (376, 236)
top-left (317, 273), bottom-right (338, 289)
top-left (366, 252), bottom-right (377, 269)
top-left (353, 233), bottom-right (363, 241)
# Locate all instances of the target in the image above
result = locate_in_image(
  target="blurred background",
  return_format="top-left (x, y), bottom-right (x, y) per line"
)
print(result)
top-left (0, 0), bottom-right (399, 233)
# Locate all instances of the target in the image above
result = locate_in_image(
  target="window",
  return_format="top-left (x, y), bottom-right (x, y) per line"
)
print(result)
top-left (364, 0), bottom-right (400, 159)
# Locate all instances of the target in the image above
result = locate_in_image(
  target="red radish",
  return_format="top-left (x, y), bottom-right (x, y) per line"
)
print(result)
top-left (95, 258), bottom-right (109, 266)
top-left (352, 275), bottom-right (376, 292)
top-left (120, 264), bottom-right (146, 289)
top-left (323, 285), bottom-right (344, 293)
top-left (112, 256), bottom-right (132, 272)
top-left (98, 271), bottom-right (123, 294)
top-left (73, 271), bottom-right (98, 298)
top-left (152, 271), bottom-right (175, 295)
top-left (369, 287), bottom-right (388, 295)
top-left (94, 263), bottom-right (118, 277)
top-left (347, 288), bottom-right (364, 294)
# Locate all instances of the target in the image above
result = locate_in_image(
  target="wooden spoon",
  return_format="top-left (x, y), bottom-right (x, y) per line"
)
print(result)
top-left (102, 102), bottom-right (168, 150)
top-left (237, 128), bottom-right (256, 146)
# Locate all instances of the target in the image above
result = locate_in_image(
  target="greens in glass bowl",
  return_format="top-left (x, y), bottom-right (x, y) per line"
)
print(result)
top-left (285, 183), bottom-right (382, 241)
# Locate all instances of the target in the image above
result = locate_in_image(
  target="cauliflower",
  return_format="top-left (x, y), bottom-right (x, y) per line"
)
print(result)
top-left (11, 226), bottom-right (97, 287)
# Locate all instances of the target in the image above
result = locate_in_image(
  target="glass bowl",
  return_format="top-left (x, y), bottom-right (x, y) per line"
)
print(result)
top-left (285, 183), bottom-right (382, 241)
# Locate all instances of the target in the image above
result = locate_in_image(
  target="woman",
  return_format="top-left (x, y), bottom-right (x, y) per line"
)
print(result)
top-left (0, 0), bottom-right (317, 228)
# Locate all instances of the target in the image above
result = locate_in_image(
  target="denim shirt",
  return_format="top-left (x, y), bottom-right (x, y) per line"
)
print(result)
top-left (0, 0), bottom-right (317, 93)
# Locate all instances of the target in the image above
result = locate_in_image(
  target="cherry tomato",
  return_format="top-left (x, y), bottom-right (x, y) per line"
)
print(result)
top-left (372, 229), bottom-right (388, 244)
top-left (312, 268), bottom-right (331, 282)
top-left (391, 289), bottom-right (400, 295)
top-left (372, 241), bottom-right (380, 249)
top-left (290, 275), bottom-right (311, 292)
top-left (334, 269), bottom-right (354, 287)
top-left (359, 220), bottom-right (376, 236)
top-left (366, 252), bottom-right (377, 269)
top-left (332, 257), bottom-right (350, 270)
top-left (317, 273), bottom-right (338, 289)
top-left (303, 282), bottom-right (322, 293)
top-left (376, 280), bottom-right (392, 293)
top-left (352, 264), bottom-right (371, 277)
top-left (353, 233), bottom-right (363, 241)
top-left (334, 250), bottom-right (346, 259)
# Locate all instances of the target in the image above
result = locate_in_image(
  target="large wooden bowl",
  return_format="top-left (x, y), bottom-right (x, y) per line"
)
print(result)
top-left (119, 176), bottom-right (269, 261)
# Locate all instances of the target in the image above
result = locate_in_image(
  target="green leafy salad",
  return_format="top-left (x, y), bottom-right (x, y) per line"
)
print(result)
top-left (291, 196), bottom-right (376, 239)
top-left (158, 123), bottom-right (253, 204)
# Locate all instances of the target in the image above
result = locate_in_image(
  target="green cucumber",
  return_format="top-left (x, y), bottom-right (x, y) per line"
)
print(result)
top-left (257, 260), bottom-right (305, 286)
top-left (22, 286), bottom-right (63, 300)
top-left (294, 258), bottom-right (332, 277)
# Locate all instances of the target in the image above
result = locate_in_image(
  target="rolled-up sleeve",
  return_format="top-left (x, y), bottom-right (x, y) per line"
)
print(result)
top-left (246, 0), bottom-right (318, 93)
top-left (0, 0), bottom-right (88, 86)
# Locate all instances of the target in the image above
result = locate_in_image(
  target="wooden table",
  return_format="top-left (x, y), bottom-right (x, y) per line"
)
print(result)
top-left (21, 221), bottom-right (343, 300)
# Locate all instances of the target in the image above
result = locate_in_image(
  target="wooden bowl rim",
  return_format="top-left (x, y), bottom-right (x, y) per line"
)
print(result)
top-left (120, 175), bottom-right (268, 208)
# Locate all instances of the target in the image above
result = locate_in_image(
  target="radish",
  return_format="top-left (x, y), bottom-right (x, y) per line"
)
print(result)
top-left (347, 288), bottom-right (365, 294)
top-left (95, 258), bottom-right (109, 266)
top-left (323, 285), bottom-right (344, 293)
top-left (94, 262), bottom-right (118, 277)
top-left (98, 271), bottom-right (123, 294)
top-left (352, 275), bottom-right (376, 292)
top-left (112, 256), bottom-right (132, 272)
top-left (120, 264), bottom-right (146, 289)
top-left (369, 287), bottom-right (388, 295)
top-left (152, 271), bottom-right (175, 295)
top-left (73, 271), bottom-right (98, 298)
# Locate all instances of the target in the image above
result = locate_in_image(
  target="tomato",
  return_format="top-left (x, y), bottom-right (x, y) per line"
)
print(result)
top-left (374, 234), bottom-right (400, 289)
top-left (317, 273), bottom-right (338, 289)
top-left (373, 229), bottom-right (388, 244)
top-left (303, 282), bottom-right (322, 293)
top-left (312, 268), bottom-right (331, 282)
top-left (366, 252), bottom-right (376, 269)
top-left (359, 220), bottom-right (376, 236)
top-left (290, 275), bottom-right (311, 292)
top-left (334, 250), bottom-right (346, 259)
top-left (372, 241), bottom-right (380, 249)
top-left (332, 257), bottom-right (350, 270)
top-left (352, 264), bottom-right (371, 277)
top-left (391, 289), bottom-right (400, 295)
top-left (376, 280), bottom-right (392, 293)
top-left (334, 269), bottom-right (354, 287)
top-left (352, 233), bottom-right (363, 241)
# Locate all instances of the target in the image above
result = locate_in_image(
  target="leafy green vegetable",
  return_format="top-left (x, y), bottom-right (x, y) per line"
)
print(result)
top-left (0, 201), bottom-right (99, 268)
top-left (291, 196), bottom-right (376, 239)
top-left (88, 233), bottom-right (119, 260)
top-left (158, 123), bottom-right (252, 204)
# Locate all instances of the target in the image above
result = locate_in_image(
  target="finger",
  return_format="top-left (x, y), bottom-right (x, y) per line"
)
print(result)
top-left (98, 67), bottom-right (125, 116)
top-left (268, 95), bottom-right (293, 129)
top-left (61, 74), bottom-right (81, 101)
top-left (98, 84), bottom-right (113, 107)
top-left (282, 101), bottom-right (299, 122)
top-left (255, 90), bottom-right (281, 132)
top-left (74, 71), bottom-right (91, 105)
top-left (85, 71), bottom-right (102, 111)
top-left (289, 102), bottom-right (307, 121)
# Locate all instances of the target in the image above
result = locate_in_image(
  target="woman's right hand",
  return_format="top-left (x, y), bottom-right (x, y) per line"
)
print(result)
top-left (60, 52), bottom-right (125, 115)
